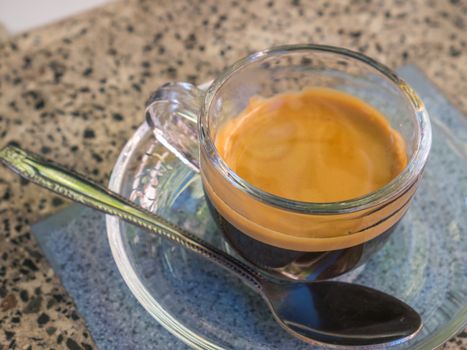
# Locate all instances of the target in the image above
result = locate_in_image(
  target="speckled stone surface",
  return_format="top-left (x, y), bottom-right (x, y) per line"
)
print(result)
top-left (0, 0), bottom-right (466, 348)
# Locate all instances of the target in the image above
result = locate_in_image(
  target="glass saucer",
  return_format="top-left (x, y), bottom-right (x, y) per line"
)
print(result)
top-left (106, 69), bottom-right (466, 349)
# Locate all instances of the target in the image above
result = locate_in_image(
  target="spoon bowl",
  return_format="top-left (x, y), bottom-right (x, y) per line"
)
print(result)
top-left (261, 280), bottom-right (421, 347)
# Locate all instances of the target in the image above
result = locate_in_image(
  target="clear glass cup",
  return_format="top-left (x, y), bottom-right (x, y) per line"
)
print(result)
top-left (145, 44), bottom-right (431, 281)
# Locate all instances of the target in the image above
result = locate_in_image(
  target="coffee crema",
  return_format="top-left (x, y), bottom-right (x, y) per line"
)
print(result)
top-left (215, 88), bottom-right (407, 202)
top-left (201, 88), bottom-right (412, 251)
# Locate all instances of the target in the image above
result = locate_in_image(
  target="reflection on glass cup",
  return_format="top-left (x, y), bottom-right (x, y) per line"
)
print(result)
top-left (145, 44), bottom-right (431, 281)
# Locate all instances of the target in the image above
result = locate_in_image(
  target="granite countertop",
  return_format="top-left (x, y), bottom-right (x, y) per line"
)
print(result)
top-left (0, 0), bottom-right (466, 349)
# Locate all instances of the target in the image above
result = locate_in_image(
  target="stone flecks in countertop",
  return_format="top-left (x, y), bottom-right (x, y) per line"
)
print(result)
top-left (0, 0), bottom-right (466, 348)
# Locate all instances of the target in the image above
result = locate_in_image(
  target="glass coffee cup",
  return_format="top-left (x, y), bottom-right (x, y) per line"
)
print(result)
top-left (145, 44), bottom-right (431, 281)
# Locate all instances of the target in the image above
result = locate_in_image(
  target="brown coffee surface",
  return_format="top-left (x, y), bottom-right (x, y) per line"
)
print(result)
top-left (215, 88), bottom-right (407, 202)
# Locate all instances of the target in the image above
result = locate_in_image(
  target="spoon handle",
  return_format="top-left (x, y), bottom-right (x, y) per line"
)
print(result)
top-left (0, 145), bottom-right (264, 291)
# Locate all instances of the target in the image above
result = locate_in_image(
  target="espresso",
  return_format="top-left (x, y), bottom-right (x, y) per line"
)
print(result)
top-left (203, 88), bottom-right (411, 280)
top-left (215, 88), bottom-right (407, 202)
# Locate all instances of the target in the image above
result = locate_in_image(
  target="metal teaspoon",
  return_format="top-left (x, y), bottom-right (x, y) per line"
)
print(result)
top-left (0, 145), bottom-right (422, 348)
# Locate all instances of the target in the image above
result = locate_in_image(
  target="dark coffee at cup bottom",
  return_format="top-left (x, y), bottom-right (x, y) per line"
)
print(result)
top-left (205, 193), bottom-right (399, 281)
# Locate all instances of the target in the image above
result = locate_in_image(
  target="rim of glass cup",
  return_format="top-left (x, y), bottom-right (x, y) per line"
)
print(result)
top-left (199, 44), bottom-right (432, 214)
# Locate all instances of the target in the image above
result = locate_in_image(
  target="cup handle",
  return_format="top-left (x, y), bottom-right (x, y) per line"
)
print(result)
top-left (145, 82), bottom-right (204, 172)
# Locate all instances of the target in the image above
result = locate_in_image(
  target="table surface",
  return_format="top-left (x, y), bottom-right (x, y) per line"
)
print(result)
top-left (0, 0), bottom-right (466, 349)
